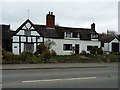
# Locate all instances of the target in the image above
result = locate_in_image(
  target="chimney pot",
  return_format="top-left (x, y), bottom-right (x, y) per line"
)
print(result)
top-left (51, 12), bottom-right (53, 15)
top-left (49, 11), bottom-right (50, 15)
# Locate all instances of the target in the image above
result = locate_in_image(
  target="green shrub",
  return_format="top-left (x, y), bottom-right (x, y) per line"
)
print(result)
top-left (31, 57), bottom-right (41, 64)
top-left (90, 46), bottom-right (97, 55)
top-left (51, 49), bottom-right (57, 56)
top-left (116, 52), bottom-right (120, 55)
top-left (80, 50), bottom-right (87, 55)
top-left (2, 51), bottom-right (20, 64)
top-left (100, 55), bottom-right (106, 62)
top-left (3, 51), bottom-right (14, 60)
top-left (40, 50), bottom-right (52, 63)
top-left (36, 43), bottom-right (47, 54)
top-left (20, 51), bottom-right (35, 64)
top-left (97, 47), bottom-right (103, 55)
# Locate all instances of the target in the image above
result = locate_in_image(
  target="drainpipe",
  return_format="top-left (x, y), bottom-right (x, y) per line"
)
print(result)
top-left (108, 43), bottom-right (109, 54)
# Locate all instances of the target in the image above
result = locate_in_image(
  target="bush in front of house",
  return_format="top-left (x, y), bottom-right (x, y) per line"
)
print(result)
top-left (80, 50), bottom-right (87, 55)
top-left (36, 43), bottom-right (48, 54)
top-left (2, 51), bottom-right (20, 64)
top-left (89, 46), bottom-right (97, 55)
top-left (20, 51), bottom-right (41, 64)
top-left (51, 49), bottom-right (57, 56)
top-left (97, 47), bottom-right (103, 55)
top-left (40, 50), bottom-right (52, 63)
top-left (2, 51), bottom-right (14, 61)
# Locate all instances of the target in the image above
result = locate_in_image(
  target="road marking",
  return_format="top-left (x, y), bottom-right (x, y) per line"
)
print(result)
top-left (22, 77), bottom-right (96, 83)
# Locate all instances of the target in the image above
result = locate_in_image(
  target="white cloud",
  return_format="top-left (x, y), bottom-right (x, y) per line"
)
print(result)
top-left (1, 2), bottom-right (118, 34)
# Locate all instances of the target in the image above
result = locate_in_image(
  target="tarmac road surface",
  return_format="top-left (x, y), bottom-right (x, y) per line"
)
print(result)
top-left (2, 63), bottom-right (118, 88)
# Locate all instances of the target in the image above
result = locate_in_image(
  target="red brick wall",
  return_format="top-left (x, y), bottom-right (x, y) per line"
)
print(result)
top-left (46, 13), bottom-right (55, 28)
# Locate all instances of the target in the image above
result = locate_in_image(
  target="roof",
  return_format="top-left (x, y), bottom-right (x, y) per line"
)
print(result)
top-left (33, 24), bottom-right (97, 40)
top-left (55, 26), bottom-right (97, 40)
top-left (100, 37), bottom-right (120, 43)
top-left (34, 25), bottom-right (59, 38)
top-left (2, 19), bottom-right (99, 40)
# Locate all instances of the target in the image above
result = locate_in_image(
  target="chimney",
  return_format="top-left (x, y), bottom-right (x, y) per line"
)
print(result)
top-left (46, 11), bottom-right (55, 28)
top-left (91, 23), bottom-right (95, 30)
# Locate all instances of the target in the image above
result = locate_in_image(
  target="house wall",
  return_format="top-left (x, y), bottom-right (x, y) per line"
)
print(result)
top-left (104, 43), bottom-right (109, 52)
top-left (45, 38), bottom-right (101, 55)
top-left (103, 38), bottom-right (120, 52)
top-left (12, 41), bottom-right (42, 54)
top-left (12, 30), bottom-right (43, 54)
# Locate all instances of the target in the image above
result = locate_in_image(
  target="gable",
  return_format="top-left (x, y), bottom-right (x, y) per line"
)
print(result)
top-left (13, 19), bottom-right (42, 37)
top-left (110, 38), bottom-right (120, 43)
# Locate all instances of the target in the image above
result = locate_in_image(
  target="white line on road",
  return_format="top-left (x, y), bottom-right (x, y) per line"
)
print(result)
top-left (22, 77), bottom-right (96, 83)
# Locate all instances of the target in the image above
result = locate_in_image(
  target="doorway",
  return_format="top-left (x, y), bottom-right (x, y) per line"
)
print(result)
top-left (112, 43), bottom-right (119, 52)
top-left (75, 44), bottom-right (79, 54)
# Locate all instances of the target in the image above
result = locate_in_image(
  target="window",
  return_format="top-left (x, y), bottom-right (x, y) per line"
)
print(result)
top-left (87, 46), bottom-right (92, 51)
top-left (87, 46), bottom-right (98, 51)
top-left (63, 44), bottom-right (72, 50)
top-left (91, 33), bottom-right (98, 39)
top-left (73, 32), bottom-right (80, 38)
top-left (13, 36), bottom-right (19, 42)
top-left (94, 46), bottom-right (98, 49)
top-left (14, 46), bottom-right (17, 48)
top-left (32, 37), bottom-right (36, 42)
top-left (28, 37), bottom-right (31, 42)
top-left (24, 43), bottom-right (34, 51)
top-left (21, 36), bottom-right (26, 42)
top-left (73, 32), bottom-right (77, 38)
top-left (25, 30), bottom-right (31, 36)
top-left (65, 32), bottom-right (72, 38)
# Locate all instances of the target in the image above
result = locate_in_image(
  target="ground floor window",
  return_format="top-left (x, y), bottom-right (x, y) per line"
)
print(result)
top-left (24, 43), bottom-right (34, 51)
top-left (87, 46), bottom-right (98, 51)
top-left (63, 44), bottom-right (72, 50)
top-left (87, 46), bottom-right (92, 51)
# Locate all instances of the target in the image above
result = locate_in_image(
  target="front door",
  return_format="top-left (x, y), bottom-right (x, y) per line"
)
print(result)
top-left (75, 44), bottom-right (79, 54)
top-left (112, 43), bottom-right (119, 52)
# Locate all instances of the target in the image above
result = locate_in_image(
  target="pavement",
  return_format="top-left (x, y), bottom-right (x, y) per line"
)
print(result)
top-left (1, 62), bottom-right (117, 70)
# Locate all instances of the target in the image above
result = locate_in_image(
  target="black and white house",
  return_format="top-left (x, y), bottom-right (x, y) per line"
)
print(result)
top-left (2, 12), bottom-right (101, 55)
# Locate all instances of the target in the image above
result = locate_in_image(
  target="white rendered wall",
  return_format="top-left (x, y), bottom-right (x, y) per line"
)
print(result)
top-left (45, 38), bottom-right (101, 55)
top-left (104, 43), bottom-right (109, 52)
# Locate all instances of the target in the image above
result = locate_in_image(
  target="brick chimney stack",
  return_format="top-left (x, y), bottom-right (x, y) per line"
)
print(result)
top-left (91, 23), bottom-right (95, 31)
top-left (46, 11), bottom-right (55, 28)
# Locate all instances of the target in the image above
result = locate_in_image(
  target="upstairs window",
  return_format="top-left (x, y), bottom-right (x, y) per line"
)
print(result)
top-left (63, 44), bottom-right (72, 51)
top-left (73, 32), bottom-right (80, 38)
top-left (64, 32), bottom-right (72, 38)
top-left (25, 30), bottom-right (31, 36)
top-left (91, 33), bottom-right (98, 39)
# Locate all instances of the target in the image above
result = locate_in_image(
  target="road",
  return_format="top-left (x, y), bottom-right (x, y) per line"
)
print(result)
top-left (2, 63), bottom-right (118, 88)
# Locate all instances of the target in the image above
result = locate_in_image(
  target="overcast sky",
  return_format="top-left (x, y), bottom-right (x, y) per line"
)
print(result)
top-left (0, 0), bottom-right (119, 34)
